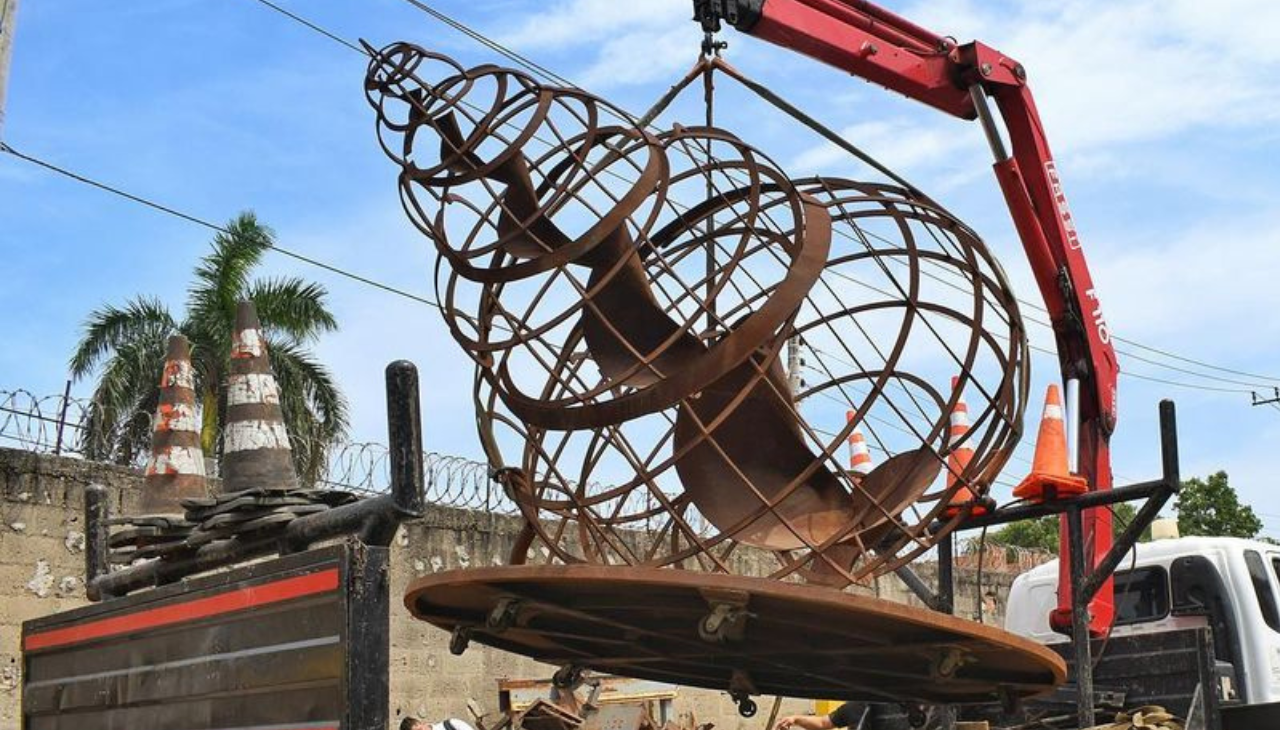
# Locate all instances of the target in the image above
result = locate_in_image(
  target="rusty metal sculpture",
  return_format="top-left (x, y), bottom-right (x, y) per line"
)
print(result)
top-left (365, 41), bottom-right (1053, 706)
top-left (366, 41), bottom-right (1028, 586)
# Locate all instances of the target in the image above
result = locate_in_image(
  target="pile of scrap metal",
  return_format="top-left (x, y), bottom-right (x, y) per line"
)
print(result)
top-left (1083, 705), bottom-right (1185, 730)
top-left (997, 704), bottom-right (1186, 730)
top-left (410, 674), bottom-right (710, 730)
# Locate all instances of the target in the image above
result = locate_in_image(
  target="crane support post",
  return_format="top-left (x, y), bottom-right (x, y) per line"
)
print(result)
top-left (701, 0), bottom-right (1121, 636)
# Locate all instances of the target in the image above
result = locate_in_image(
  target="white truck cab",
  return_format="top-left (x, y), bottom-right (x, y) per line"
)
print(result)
top-left (1005, 536), bottom-right (1280, 705)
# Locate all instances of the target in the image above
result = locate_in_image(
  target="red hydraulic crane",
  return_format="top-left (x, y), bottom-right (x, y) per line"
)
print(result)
top-left (695, 0), bottom-right (1121, 638)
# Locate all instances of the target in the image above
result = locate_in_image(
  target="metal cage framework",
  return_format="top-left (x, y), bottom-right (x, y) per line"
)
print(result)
top-left (365, 42), bottom-right (1029, 588)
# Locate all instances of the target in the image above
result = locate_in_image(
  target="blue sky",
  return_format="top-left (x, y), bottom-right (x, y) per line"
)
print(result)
top-left (2, 1), bottom-right (1278, 536)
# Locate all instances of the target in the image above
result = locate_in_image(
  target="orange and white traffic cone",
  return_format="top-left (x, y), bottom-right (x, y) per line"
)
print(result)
top-left (141, 335), bottom-right (208, 512)
top-left (220, 300), bottom-right (299, 493)
top-left (942, 376), bottom-right (987, 518)
top-left (846, 410), bottom-right (873, 477)
top-left (1013, 383), bottom-right (1088, 502)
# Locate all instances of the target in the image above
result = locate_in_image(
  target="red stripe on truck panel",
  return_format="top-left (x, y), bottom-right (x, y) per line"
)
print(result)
top-left (24, 568), bottom-right (339, 652)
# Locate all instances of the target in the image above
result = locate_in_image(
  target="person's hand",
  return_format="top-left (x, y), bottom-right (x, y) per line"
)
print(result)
top-left (775, 715), bottom-right (800, 730)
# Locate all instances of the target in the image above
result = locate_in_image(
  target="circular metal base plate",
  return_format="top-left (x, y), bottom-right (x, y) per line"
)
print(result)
top-left (405, 565), bottom-right (1065, 705)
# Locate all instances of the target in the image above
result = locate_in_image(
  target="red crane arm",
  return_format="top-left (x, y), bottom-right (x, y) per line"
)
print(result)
top-left (698, 0), bottom-right (1120, 636)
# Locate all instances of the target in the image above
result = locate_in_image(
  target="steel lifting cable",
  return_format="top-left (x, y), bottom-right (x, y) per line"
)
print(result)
top-left (704, 46), bottom-right (719, 333)
top-left (637, 52), bottom-right (923, 198)
top-left (641, 45), bottom-right (1280, 401)
top-left (640, 49), bottom-right (952, 430)
top-left (241, 0), bottom-right (1280, 394)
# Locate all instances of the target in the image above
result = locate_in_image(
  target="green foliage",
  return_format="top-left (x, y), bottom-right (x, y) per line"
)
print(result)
top-left (1175, 471), bottom-right (1262, 538)
top-left (69, 213), bottom-right (348, 484)
top-left (990, 471), bottom-right (1264, 551)
top-left (987, 501), bottom-right (1149, 555)
top-left (989, 515), bottom-right (1061, 553)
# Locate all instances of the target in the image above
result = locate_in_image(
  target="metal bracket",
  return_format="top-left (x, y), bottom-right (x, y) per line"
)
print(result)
top-left (929, 646), bottom-right (973, 681)
top-left (450, 625), bottom-right (473, 656)
top-left (698, 588), bottom-right (751, 643)
top-left (487, 597), bottom-right (522, 634)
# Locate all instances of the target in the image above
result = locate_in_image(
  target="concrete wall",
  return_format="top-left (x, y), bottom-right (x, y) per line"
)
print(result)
top-left (0, 448), bottom-right (1017, 730)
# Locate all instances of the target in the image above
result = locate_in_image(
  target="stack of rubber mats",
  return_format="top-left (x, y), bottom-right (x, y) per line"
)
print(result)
top-left (106, 514), bottom-right (196, 564)
top-left (181, 487), bottom-right (358, 546)
top-left (106, 488), bottom-right (359, 565)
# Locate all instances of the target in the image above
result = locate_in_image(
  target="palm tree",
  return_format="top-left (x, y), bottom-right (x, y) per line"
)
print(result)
top-left (69, 213), bottom-right (348, 486)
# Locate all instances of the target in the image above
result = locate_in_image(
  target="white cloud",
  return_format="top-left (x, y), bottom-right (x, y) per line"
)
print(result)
top-left (496, 0), bottom-right (689, 50)
top-left (492, 0), bottom-right (1279, 185)
top-left (903, 0), bottom-right (1280, 156)
top-left (493, 0), bottom-right (704, 90)
top-left (1091, 208), bottom-right (1280, 350)
top-left (577, 25), bottom-right (700, 90)
top-left (788, 117), bottom-right (987, 187)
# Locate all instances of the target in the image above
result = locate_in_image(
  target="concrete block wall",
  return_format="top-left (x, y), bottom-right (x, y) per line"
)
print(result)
top-left (0, 447), bottom-right (1016, 730)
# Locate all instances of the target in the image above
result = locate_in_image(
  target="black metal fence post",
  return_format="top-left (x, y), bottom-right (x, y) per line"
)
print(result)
top-left (83, 484), bottom-right (110, 600)
top-left (1066, 504), bottom-right (1094, 728)
top-left (1196, 626), bottom-right (1221, 730)
top-left (937, 532), bottom-right (955, 615)
top-left (385, 360), bottom-right (425, 518)
top-left (53, 379), bottom-right (71, 455)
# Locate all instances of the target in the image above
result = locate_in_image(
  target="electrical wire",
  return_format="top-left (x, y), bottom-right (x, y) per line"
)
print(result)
top-left (1090, 504), bottom-right (1142, 673)
top-left (247, 0), bottom-right (365, 54)
top-left (264, 0), bottom-right (1280, 397)
top-left (0, 141), bottom-right (442, 309)
top-left (394, 0), bottom-right (577, 90)
top-left (891, 244), bottom-right (1280, 390)
top-left (1024, 343), bottom-right (1255, 394)
top-left (12, 0), bottom-right (1268, 412)
top-left (233, 0), bottom-right (1279, 543)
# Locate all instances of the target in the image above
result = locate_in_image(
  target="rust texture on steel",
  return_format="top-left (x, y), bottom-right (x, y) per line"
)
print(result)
top-left (364, 42), bottom-right (1029, 587)
top-left (406, 565), bottom-right (1066, 703)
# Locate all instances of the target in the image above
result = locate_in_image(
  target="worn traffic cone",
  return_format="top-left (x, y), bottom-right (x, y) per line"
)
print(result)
top-left (142, 335), bottom-right (208, 512)
top-left (942, 377), bottom-right (987, 518)
top-left (845, 410), bottom-right (873, 477)
top-left (220, 300), bottom-right (298, 493)
top-left (1012, 383), bottom-right (1088, 501)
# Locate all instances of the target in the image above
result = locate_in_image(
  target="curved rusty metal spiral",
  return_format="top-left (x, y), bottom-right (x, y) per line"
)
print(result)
top-left (366, 42), bottom-right (1029, 587)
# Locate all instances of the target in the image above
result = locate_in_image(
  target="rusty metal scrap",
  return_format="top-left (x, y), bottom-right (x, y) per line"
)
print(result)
top-left (365, 42), bottom-right (1029, 587)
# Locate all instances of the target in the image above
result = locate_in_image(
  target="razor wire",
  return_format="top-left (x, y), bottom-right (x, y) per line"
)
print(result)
top-left (0, 389), bottom-right (96, 455)
top-left (0, 388), bottom-right (518, 514)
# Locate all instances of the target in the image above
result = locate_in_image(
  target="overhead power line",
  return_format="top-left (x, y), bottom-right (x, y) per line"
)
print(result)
top-left (394, 0), bottom-right (576, 89)
top-left (372, 1), bottom-right (1280, 392)
top-left (248, 0), bottom-right (365, 55)
top-left (12, 0), bottom-right (1268, 405)
top-left (0, 141), bottom-right (441, 309)
top-left (1023, 343), bottom-right (1254, 395)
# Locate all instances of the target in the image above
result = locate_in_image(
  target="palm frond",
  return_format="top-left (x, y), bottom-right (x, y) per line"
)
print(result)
top-left (68, 297), bottom-right (176, 379)
top-left (262, 337), bottom-right (349, 487)
top-left (79, 335), bottom-right (169, 463)
top-left (245, 276), bottom-right (338, 345)
top-left (187, 212), bottom-right (275, 332)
